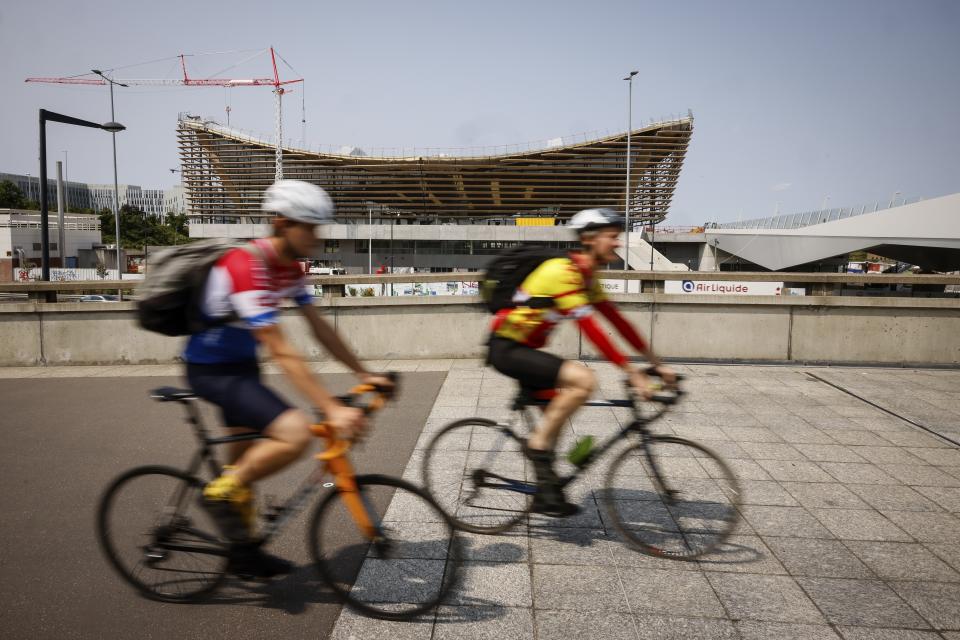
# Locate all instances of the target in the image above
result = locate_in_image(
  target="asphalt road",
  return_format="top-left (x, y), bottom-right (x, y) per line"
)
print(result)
top-left (0, 371), bottom-right (446, 640)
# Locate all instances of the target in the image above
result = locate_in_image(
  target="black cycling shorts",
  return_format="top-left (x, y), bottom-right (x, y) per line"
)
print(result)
top-left (487, 336), bottom-right (564, 391)
top-left (186, 362), bottom-right (292, 433)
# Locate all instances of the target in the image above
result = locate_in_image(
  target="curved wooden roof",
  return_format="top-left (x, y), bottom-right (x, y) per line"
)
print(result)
top-left (178, 116), bottom-right (693, 223)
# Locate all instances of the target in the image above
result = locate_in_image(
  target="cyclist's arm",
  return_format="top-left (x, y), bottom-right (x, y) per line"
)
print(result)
top-left (299, 304), bottom-right (371, 380)
top-left (593, 300), bottom-right (674, 385)
top-left (252, 324), bottom-right (342, 413)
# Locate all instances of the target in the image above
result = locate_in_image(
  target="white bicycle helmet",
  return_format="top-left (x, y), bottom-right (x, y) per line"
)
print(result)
top-left (568, 208), bottom-right (625, 234)
top-left (263, 180), bottom-right (335, 224)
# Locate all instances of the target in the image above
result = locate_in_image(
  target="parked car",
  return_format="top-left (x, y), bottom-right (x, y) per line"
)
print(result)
top-left (78, 294), bottom-right (120, 302)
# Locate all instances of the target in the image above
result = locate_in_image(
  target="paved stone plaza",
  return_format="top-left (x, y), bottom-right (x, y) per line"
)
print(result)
top-left (329, 361), bottom-right (960, 640)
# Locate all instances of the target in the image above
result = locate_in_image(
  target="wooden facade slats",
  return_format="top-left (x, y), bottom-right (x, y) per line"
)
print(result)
top-left (178, 118), bottom-right (692, 222)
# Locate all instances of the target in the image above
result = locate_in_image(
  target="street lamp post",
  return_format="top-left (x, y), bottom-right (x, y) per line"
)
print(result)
top-left (37, 109), bottom-right (125, 287)
top-left (92, 70), bottom-right (128, 279)
top-left (623, 70), bottom-right (638, 283)
top-left (62, 150), bottom-right (69, 212)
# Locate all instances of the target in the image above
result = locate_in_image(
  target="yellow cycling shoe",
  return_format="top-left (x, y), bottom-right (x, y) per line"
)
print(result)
top-left (203, 471), bottom-right (256, 540)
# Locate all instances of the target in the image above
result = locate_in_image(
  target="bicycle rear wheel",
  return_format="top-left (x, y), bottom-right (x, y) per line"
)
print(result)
top-left (603, 437), bottom-right (741, 559)
top-left (308, 474), bottom-right (459, 621)
top-left (96, 466), bottom-right (229, 602)
top-left (421, 418), bottom-right (532, 534)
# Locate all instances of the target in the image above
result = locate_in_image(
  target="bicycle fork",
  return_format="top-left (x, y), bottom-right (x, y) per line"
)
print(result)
top-left (326, 456), bottom-right (381, 542)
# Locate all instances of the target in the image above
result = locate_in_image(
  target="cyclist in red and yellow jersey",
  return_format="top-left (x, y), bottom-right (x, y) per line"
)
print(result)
top-left (488, 208), bottom-right (675, 516)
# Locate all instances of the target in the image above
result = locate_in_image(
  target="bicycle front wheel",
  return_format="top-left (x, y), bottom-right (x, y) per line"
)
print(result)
top-left (421, 418), bottom-right (532, 534)
top-left (604, 437), bottom-right (741, 559)
top-left (308, 474), bottom-right (459, 621)
top-left (96, 466), bottom-right (229, 602)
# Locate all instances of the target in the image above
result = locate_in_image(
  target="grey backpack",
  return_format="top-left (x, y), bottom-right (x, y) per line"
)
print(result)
top-left (136, 239), bottom-right (258, 336)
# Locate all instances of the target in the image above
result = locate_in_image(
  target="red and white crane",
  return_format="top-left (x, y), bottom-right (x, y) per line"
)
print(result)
top-left (26, 47), bottom-right (303, 180)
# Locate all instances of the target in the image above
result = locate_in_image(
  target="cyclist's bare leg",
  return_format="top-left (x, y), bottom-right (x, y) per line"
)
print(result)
top-left (224, 427), bottom-right (257, 464)
top-left (526, 361), bottom-right (596, 452)
top-left (229, 409), bottom-right (313, 485)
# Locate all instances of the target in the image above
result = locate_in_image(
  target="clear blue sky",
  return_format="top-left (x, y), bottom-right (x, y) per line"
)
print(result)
top-left (2, 0), bottom-right (958, 225)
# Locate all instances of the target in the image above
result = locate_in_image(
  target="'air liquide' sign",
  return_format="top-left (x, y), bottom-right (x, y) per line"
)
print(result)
top-left (665, 280), bottom-right (783, 296)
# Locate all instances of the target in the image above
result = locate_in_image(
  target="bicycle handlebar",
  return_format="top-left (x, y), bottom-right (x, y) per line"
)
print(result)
top-left (312, 372), bottom-right (399, 461)
top-left (629, 367), bottom-right (686, 405)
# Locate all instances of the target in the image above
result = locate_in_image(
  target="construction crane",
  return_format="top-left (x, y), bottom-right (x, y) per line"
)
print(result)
top-left (26, 47), bottom-right (303, 181)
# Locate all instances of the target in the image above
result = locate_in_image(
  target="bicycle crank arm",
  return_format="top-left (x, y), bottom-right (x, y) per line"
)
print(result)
top-left (471, 469), bottom-right (537, 494)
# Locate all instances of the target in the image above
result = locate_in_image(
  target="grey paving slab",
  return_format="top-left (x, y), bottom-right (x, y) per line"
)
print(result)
top-left (535, 610), bottom-right (638, 640)
top-left (329, 607), bottom-right (434, 640)
top-left (819, 462), bottom-right (902, 485)
top-left (756, 460), bottom-right (836, 483)
top-left (738, 480), bottom-right (800, 506)
top-left (837, 628), bottom-right (943, 640)
top-left (706, 573), bottom-right (826, 623)
top-left (846, 484), bottom-right (944, 512)
top-left (454, 531), bottom-right (529, 563)
top-left (632, 614), bottom-right (739, 639)
top-left (845, 541), bottom-right (960, 582)
top-left (736, 621), bottom-right (841, 640)
top-left (926, 544), bottom-right (960, 573)
top-left (793, 443), bottom-right (869, 463)
top-left (796, 577), bottom-right (930, 628)
top-left (880, 464), bottom-right (960, 487)
top-left (740, 442), bottom-right (807, 461)
top-left (765, 537), bottom-right (875, 579)
top-left (782, 481), bottom-right (870, 510)
top-left (881, 511), bottom-right (960, 544)
top-left (811, 509), bottom-right (914, 542)
top-left (889, 581), bottom-right (960, 630)
top-left (620, 568), bottom-right (725, 618)
top-left (696, 534), bottom-right (788, 575)
top-left (740, 505), bottom-right (835, 538)
top-left (529, 527), bottom-right (618, 566)
top-left (851, 446), bottom-right (929, 465)
top-left (433, 605), bottom-right (534, 640)
top-left (532, 564), bottom-right (630, 612)
top-left (915, 486), bottom-right (960, 512)
top-left (444, 562), bottom-right (532, 607)
top-left (829, 430), bottom-right (895, 446)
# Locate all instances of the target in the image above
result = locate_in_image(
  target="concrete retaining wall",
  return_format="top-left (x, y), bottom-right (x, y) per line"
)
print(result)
top-left (0, 295), bottom-right (957, 366)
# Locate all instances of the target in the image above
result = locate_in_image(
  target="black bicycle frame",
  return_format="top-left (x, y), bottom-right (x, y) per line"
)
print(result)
top-left (170, 398), bottom-right (336, 545)
top-left (482, 395), bottom-right (669, 493)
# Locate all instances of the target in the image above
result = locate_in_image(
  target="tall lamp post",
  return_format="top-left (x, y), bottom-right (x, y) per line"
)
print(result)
top-left (92, 69), bottom-right (128, 279)
top-left (623, 70), bottom-right (638, 280)
top-left (38, 109), bottom-right (124, 286)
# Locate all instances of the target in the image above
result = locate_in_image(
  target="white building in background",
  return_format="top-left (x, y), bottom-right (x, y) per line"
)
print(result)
top-left (0, 209), bottom-right (103, 280)
top-left (1, 172), bottom-right (186, 221)
top-left (88, 184), bottom-right (166, 218)
top-left (163, 185), bottom-right (187, 217)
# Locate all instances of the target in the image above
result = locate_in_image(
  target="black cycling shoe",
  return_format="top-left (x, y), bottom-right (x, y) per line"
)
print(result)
top-left (228, 543), bottom-right (294, 579)
top-left (522, 443), bottom-right (581, 518)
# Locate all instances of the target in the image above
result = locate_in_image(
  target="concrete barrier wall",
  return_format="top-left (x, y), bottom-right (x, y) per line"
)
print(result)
top-left (0, 295), bottom-right (957, 367)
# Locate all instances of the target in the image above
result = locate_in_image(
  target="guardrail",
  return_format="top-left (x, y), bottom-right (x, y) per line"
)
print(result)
top-left (2, 270), bottom-right (957, 302)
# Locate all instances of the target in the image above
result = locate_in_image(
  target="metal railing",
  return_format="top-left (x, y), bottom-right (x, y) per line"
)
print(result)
top-left (2, 271), bottom-right (958, 303)
top-left (706, 196), bottom-right (926, 230)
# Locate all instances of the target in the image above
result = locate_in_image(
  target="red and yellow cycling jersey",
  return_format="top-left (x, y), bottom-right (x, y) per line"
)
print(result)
top-left (492, 255), bottom-right (607, 348)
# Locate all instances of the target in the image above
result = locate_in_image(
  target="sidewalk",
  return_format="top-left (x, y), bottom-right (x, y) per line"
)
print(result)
top-left (330, 361), bottom-right (960, 640)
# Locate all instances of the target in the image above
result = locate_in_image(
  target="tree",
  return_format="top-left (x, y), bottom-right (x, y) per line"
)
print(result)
top-left (99, 205), bottom-right (192, 248)
top-left (0, 180), bottom-right (26, 209)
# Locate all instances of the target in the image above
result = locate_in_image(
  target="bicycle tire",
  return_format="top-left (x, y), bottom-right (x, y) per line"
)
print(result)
top-left (421, 418), bottom-right (532, 534)
top-left (603, 436), bottom-right (741, 559)
top-left (308, 474), bottom-right (459, 620)
top-left (96, 466), bottom-right (229, 602)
